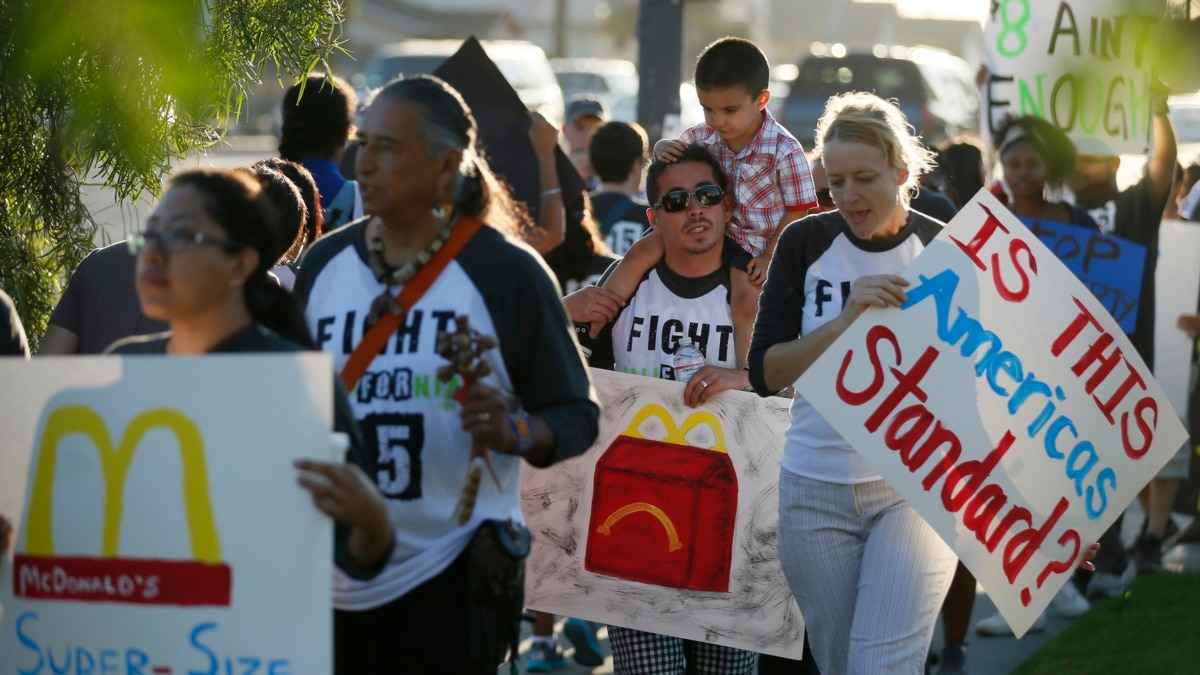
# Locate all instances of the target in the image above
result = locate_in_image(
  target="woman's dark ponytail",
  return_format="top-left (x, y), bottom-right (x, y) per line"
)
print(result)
top-left (245, 275), bottom-right (316, 349)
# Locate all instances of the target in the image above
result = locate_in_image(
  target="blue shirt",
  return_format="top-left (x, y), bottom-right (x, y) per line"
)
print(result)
top-left (301, 157), bottom-right (347, 208)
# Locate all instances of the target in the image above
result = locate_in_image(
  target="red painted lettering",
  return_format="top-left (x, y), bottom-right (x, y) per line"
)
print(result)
top-left (963, 484), bottom-right (1008, 549)
top-left (863, 346), bottom-right (940, 432)
top-left (1002, 497), bottom-right (1071, 583)
top-left (1050, 297), bottom-right (1102, 357)
top-left (942, 431), bottom-right (1017, 512)
top-left (835, 325), bottom-right (901, 406)
top-left (993, 239), bottom-right (1037, 302)
top-left (1121, 396), bottom-right (1157, 459)
top-left (951, 204), bottom-right (1010, 272)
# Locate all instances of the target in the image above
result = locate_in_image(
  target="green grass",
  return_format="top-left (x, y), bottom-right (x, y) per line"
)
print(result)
top-left (1015, 573), bottom-right (1200, 674)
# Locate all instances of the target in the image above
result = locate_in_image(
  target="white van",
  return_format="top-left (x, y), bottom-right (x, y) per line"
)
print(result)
top-left (362, 39), bottom-right (564, 124)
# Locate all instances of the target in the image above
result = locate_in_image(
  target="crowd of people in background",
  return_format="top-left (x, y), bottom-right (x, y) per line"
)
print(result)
top-left (2, 29), bottom-right (1197, 675)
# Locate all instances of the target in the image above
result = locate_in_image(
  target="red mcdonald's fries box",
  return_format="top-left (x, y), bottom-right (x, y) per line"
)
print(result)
top-left (584, 406), bottom-right (737, 592)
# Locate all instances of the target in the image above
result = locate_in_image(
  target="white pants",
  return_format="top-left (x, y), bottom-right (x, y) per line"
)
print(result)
top-left (777, 471), bottom-right (956, 675)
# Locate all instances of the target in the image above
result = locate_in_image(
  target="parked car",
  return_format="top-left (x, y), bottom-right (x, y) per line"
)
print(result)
top-left (361, 39), bottom-right (564, 124)
top-left (552, 57), bottom-right (639, 122)
top-left (780, 45), bottom-right (980, 148)
top-left (548, 57), bottom-right (705, 139)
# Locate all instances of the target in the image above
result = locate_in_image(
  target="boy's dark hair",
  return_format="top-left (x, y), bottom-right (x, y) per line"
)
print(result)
top-left (589, 121), bottom-right (649, 184)
top-left (279, 74), bottom-right (357, 161)
top-left (646, 144), bottom-right (728, 206)
top-left (694, 36), bottom-right (770, 96)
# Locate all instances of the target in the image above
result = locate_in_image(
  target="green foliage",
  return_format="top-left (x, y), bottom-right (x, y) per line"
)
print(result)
top-left (0, 0), bottom-right (346, 349)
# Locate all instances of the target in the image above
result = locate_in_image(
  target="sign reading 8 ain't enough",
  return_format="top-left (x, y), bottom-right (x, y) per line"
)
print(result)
top-left (0, 354), bottom-right (335, 674)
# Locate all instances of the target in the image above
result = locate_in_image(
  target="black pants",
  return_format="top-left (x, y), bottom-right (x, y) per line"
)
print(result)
top-left (334, 546), bottom-right (505, 675)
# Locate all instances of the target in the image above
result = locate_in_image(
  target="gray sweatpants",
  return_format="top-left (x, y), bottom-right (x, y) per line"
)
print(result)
top-left (777, 471), bottom-right (957, 675)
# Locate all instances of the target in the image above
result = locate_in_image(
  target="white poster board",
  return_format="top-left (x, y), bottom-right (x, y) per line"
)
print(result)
top-left (0, 354), bottom-right (336, 671)
top-left (984, 0), bottom-right (1165, 155)
top-left (795, 190), bottom-right (1188, 638)
top-left (1153, 219), bottom-right (1200, 426)
top-left (521, 369), bottom-right (802, 658)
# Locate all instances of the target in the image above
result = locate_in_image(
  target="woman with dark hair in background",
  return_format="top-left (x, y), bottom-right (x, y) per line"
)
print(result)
top-left (254, 157), bottom-right (325, 257)
top-left (293, 74), bottom-right (599, 673)
top-left (246, 163), bottom-right (308, 291)
top-left (107, 167), bottom-right (395, 601)
top-left (991, 115), bottom-right (1098, 229)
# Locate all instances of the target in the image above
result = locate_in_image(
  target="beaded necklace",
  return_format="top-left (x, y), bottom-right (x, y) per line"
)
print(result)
top-left (365, 215), bottom-right (458, 324)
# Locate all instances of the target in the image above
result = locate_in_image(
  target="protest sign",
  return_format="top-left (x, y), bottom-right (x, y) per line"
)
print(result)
top-left (1152, 219), bottom-right (1200, 427)
top-left (1021, 217), bottom-right (1146, 332)
top-left (795, 189), bottom-right (1188, 637)
top-left (521, 369), bottom-right (803, 658)
top-left (984, 0), bottom-right (1166, 155)
top-left (0, 354), bottom-right (336, 672)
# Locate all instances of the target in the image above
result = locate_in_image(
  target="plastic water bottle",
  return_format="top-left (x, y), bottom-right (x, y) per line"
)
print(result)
top-left (672, 339), bottom-right (706, 383)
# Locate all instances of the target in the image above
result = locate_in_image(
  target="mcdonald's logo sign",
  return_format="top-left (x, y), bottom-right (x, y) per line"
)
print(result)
top-left (12, 406), bottom-right (232, 607)
top-left (585, 405), bottom-right (737, 592)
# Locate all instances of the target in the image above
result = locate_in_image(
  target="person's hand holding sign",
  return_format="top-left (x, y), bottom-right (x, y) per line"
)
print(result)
top-left (839, 274), bottom-right (910, 324)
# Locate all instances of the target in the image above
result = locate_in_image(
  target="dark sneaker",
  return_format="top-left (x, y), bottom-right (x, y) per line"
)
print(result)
top-left (527, 637), bottom-right (566, 672)
top-left (1133, 534), bottom-right (1164, 575)
top-left (1164, 518), bottom-right (1200, 549)
top-left (937, 644), bottom-right (967, 675)
top-left (563, 617), bottom-right (605, 667)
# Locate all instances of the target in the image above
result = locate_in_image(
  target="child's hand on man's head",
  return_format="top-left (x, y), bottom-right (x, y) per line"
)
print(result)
top-left (654, 139), bottom-right (686, 163)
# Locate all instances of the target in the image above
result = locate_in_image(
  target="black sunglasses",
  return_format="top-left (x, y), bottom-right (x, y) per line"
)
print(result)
top-left (653, 185), bottom-right (726, 213)
top-left (127, 230), bottom-right (247, 255)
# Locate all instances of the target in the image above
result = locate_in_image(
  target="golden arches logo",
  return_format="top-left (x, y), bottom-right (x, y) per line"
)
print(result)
top-left (25, 406), bottom-right (220, 561)
top-left (595, 502), bottom-right (683, 551)
top-left (14, 404), bottom-right (232, 607)
top-left (623, 404), bottom-right (727, 453)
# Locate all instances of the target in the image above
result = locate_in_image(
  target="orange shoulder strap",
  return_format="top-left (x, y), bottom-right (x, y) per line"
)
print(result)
top-left (340, 215), bottom-right (485, 392)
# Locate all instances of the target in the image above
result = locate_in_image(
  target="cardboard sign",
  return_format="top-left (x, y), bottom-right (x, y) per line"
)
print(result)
top-left (0, 354), bottom-right (336, 671)
top-left (984, 0), bottom-right (1166, 155)
top-left (1152, 219), bottom-right (1200, 427)
top-left (433, 36), bottom-right (587, 224)
top-left (1021, 217), bottom-right (1146, 332)
top-left (795, 189), bottom-right (1188, 637)
top-left (522, 370), bottom-right (803, 658)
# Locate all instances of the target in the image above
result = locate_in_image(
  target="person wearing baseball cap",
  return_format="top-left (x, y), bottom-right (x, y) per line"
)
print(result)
top-left (562, 94), bottom-right (610, 191)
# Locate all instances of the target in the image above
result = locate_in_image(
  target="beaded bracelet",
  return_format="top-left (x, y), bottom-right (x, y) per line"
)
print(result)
top-left (508, 411), bottom-right (535, 455)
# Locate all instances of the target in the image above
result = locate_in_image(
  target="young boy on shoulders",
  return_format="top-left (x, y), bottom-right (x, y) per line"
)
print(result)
top-left (599, 36), bottom-right (817, 368)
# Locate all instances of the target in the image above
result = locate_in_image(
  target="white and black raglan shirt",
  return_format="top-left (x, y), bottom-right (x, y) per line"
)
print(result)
top-left (584, 250), bottom-right (738, 379)
top-left (294, 218), bottom-right (600, 610)
top-left (748, 210), bottom-right (943, 484)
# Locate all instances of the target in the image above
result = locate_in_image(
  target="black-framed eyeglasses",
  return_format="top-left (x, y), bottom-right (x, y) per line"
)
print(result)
top-left (652, 185), bottom-right (726, 213)
top-left (127, 230), bottom-right (248, 255)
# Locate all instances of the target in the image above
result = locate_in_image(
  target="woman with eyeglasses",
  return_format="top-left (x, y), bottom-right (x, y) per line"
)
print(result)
top-left (109, 167), bottom-right (395, 592)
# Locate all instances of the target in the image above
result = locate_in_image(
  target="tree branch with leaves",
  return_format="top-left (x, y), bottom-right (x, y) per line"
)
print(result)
top-left (0, 0), bottom-right (348, 349)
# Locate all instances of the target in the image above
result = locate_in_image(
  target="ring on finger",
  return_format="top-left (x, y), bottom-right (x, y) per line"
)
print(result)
top-left (700, 379), bottom-right (709, 389)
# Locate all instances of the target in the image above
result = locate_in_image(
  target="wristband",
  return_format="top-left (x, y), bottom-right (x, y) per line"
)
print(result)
top-left (508, 411), bottom-right (535, 455)
top-left (540, 188), bottom-right (563, 198)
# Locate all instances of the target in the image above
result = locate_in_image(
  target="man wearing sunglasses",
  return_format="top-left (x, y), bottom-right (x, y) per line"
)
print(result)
top-left (565, 144), bottom-right (759, 672)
